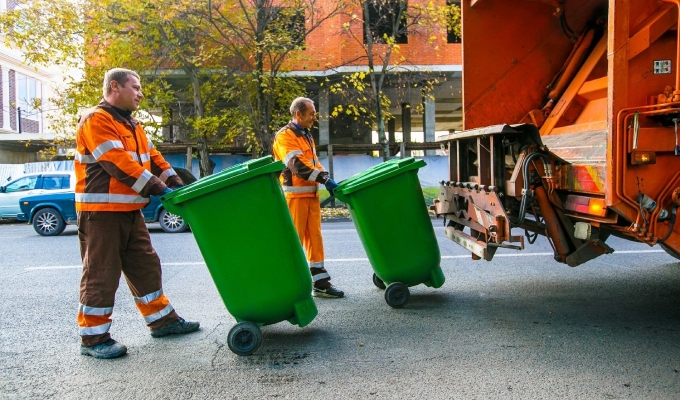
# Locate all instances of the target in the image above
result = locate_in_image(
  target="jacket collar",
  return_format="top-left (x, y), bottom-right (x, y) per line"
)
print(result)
top-left (287, 121), bottom-right (308, 137)
top-left (97, 99), bottom-right (138, 130)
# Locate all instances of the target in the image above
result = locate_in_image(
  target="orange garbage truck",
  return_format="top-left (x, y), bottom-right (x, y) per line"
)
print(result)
top-left (434, 0), bottom-right (680, 265)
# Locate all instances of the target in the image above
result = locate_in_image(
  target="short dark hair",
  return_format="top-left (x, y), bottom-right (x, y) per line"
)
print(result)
top-left (103, 68), bottom-right (140, 97)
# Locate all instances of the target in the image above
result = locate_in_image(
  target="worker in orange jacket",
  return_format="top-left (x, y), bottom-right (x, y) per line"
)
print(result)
top-left (75, 68), bottom-right (199, 359)
top-left (272, 97), bottom-right (344, 298)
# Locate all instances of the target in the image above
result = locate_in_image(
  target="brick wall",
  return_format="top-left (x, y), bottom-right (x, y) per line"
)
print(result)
top-left (21, 118), bottom-right (39, 133)
top-left (284, 0), bottom-right (461, 72)
top-left (8, 69), bottom-right (15, 131)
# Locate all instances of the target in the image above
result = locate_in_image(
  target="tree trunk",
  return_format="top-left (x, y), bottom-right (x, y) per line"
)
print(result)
top-left (190, 70), bottom-right (213, 177)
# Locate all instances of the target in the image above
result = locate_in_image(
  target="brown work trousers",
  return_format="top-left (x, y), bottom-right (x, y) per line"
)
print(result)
top-left (77, 210), bottom-right (178, 346)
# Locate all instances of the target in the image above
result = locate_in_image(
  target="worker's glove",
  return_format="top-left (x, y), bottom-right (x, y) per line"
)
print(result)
top-left (324, 179), bottom-right (339, 197)
top-left (160, 187), bottom-right (173, 196)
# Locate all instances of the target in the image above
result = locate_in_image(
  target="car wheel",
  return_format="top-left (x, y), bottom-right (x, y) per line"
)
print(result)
top-left (159, 208), bottom-right (187, 233)
top-left (33, 207), bottom-right (66, 236)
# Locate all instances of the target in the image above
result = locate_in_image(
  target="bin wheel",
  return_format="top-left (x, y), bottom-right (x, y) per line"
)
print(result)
top-left (372, 273), bottom-right (386, 290)
top-left (227, 321), bottom-right (262, 356)
top-left (384, 282), bottom-right (410, 309)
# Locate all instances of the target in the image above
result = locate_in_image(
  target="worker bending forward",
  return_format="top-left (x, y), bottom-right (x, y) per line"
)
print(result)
top-left (273, 97), bottom-right (344, 298)
top-left (75, 68), bottom-right (199, 359)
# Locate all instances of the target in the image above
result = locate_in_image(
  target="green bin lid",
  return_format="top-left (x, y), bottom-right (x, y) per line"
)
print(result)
top-left (334, 157), bottom-right (426, 199)
top-left (161, 155), bottom-right (284, 206)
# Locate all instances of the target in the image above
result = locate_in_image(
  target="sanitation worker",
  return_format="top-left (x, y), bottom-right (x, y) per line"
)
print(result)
top-left (272, 97), bottom-right (344, 298)
top-left (75, 68), bottom-right (199, 359)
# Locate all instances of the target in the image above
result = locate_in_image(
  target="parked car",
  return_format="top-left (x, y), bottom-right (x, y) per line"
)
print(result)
top-left (0, 171), bottom-right (75, 219)
top-left (16, 168), bottom-right (197, 236)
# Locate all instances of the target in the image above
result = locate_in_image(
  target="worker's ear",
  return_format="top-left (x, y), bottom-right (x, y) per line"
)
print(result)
top-left (110, 80), bottom-right (121, 93)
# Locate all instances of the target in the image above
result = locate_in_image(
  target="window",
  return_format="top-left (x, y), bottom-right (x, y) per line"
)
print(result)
top-left (41, 176), bottom-right (69, 190)
top-left (447, 0), bottom-right (461, 44)
top-left (364, 0), bottom-right (408, 45)
top-left (16, 73), bottom-right (41, 122)
top-left (5, 176), bottom-right (37, 192)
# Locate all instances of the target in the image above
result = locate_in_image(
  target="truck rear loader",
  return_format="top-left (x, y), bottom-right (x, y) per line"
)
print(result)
top-left (434, 0), bottom-right (680, 265)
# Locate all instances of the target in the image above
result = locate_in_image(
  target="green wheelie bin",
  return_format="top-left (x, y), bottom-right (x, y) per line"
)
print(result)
top-left (160, 156), bottom-right (317, 355)
top-left (333, 157), bottom-right (444, 308)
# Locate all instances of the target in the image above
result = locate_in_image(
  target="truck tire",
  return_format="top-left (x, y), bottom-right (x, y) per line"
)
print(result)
top-left (660, 243), bottom-right (680, 261)
top-left (33, 207), bottom-right (66, 236)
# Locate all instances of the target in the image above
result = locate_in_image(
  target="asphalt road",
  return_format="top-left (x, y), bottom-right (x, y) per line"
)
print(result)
top-left (1, 220), bottom-right (680, 399)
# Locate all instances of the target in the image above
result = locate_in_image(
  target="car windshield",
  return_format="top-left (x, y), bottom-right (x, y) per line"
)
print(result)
top-left (5, 176), bottom-right (38, 192)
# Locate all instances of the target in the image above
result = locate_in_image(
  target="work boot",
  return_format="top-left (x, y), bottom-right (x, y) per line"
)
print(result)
top-left (80, 338), bottom-right (127, 359)
top-left (312, 285), bottom-right (344, 298)
top-left (150, 317), bottom-right (200, 338)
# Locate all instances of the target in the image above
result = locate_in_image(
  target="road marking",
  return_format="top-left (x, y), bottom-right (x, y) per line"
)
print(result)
top-left (21, 249), bottom-right (668, 271)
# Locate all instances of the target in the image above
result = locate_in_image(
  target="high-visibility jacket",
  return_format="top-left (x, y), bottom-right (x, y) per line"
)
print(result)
top-left (74, 100), bottom-right (182, 212)
top-left (272, 122), bottom-right (329, 198)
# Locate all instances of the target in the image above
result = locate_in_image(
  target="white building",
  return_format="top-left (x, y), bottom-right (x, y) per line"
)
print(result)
top-left (0, 0), bottom-right (77, 164)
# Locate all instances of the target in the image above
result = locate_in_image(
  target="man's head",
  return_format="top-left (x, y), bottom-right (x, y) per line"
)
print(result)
top-left (290, 97), bottom-right (317, 130)
top-left (102, 68), bottom-right (143, 112)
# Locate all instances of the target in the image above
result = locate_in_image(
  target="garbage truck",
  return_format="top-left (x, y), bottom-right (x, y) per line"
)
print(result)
top-left (434, 0), bottom-right (680, 266)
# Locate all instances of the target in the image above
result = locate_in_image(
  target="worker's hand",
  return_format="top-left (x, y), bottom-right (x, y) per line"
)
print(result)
top-left (324, 179), bottom-right (339, 197)
top-left (160, 187), bottom-right (173, 196)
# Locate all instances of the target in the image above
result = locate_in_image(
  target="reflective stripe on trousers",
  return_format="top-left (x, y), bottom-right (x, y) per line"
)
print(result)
top-left (77, 210), bottom-right (178, 347)
top-left (286, 197), bottom-right (332, 289)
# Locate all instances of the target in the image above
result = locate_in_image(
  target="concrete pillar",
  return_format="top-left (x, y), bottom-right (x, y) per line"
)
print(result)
top-left (423, 96), bottom-right (436, 156)
top-left (387, 118), bottom-right (395, 143)
top-left (318, 86), bottom-right (330, 157)
top-left (162, 108), bottom-right (174, 142)
top-left (401, 103), bottom-right (411, 157)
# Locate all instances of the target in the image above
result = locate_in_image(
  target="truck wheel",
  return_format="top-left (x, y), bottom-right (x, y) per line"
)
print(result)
top-left (227, 321), bottom-right (262, 356)
top-left (372, 273), bottom-right (386, 290)
top-left (660, 243), bottom-right (680, 261)
top-left (159, 209), bottom-right (187, 233)
top-left (33, 208), bottom-right (65, 236)
top-left (384, 282), bottom-right (409, 309)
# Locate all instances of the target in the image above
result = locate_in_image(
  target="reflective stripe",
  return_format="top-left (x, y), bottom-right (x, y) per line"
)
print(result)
top-left (283, 150), bottom-right (303, 165)
top-left (308, 169), bottom-right (321, 182)
top-left (310, 261), bottom-right (325, 269)
top-left (75, 193), bottom-right (149, 204)
top-left (148, 142), bottom-right (155, 150)
top-left (92, 140), bottom-right (124, 160)
top-left (159, 168), bottom-right (177, 183)
top-left (75, 152), bottom-right (96, 164)
top-left (79, 322), bottom-right (111, 336)
top-left (134, 289), bottom-right (163, 304)
top-left (78, 304), bottom-right (113, 316)
top-left (282, 185), bottom-right (317, 193)
top-left (140, 153), bottom-right (150, 163)
top-left (143, 304), bottom-right (174, 324)
top-left (131, 170), bottom-right (153, 193)
top-left (312, 272), bottom-right (330, 282)
top-left (128, 151), bottom-right (140, 162)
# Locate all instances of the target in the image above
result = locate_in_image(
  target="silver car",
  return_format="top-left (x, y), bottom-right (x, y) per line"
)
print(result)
top-left (0, 172), bottom-right (75, 219)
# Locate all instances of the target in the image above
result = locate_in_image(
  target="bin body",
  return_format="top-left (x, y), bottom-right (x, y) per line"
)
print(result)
top-left (161, 156), bottom-right (317, 327)
top-left (334, 158), bottom-right (444, 288)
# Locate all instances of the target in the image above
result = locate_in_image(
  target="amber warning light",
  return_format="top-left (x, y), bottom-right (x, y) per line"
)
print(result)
top-left (631, 151), bottom-right (656, 165)
top-left (565, 195), bottom-right (607, 217)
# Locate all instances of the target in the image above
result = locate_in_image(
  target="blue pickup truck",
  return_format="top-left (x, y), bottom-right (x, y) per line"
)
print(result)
top-left (17, 168), bottom-right (196, 236)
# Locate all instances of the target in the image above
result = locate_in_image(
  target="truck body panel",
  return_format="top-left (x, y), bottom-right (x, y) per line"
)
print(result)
top-left (435, 0), bottom-right (680, 263)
